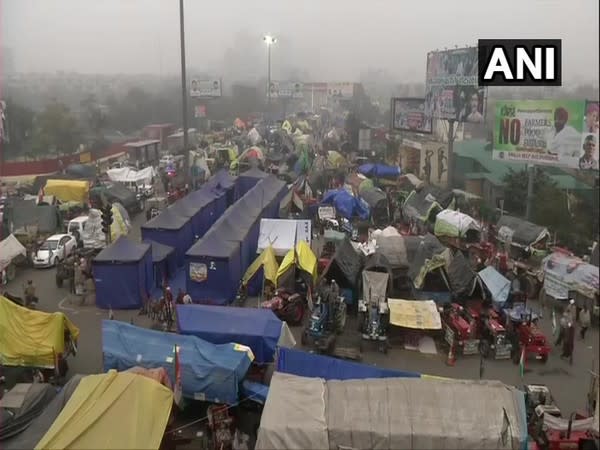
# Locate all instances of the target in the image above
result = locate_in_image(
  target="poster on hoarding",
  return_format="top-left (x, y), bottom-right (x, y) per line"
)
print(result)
top-left (424, 47), bottom-right (485, 123)
top-left (391, 98), bottom-right (433, 133)
top-left (194, 105), bottom-right (207, 118)
top-left (327, 82), bottom-right (354, 99)
top-left (190, 79), bottom-right (222, 98)
top-left (267, 81), bottom-right (303, 99)
top-left (493, 100), bottom-right (598, 170)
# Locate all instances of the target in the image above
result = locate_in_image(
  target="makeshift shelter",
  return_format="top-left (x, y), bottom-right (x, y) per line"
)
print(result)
top-left (357, 163), bottom-right (401, 179)
top-left (388, 298), bottom-right (442, 330)
top-left (276, 241), bottom-right (318, 289)
top-left (278, 188), bottom-right (305, 218)
top-left (103, 320), bottom-right (253, 404)
top-left (185, 231), bottom-right (241, 305)
top-left (360, 186), bottom-right (389, 224)
top-left (176, 305), bottom-right (296, 364)
top-left (185, 189), bottom-right (219, 236)
top-left (141, 208), bottom-right (193, 267)
top-left (402, 186), bottom-right (454, 225)
top-left (327, 150), bottom-right (346, 168)
top-left (167, 197), bottom-right (205, 238)
top-left (0, 234), bottom-right (26, 274)
top-left (204, 169), bottom-right (239, 207)
top-left (445, 250), bottom-right (481, 298)
top-left (145, 240), bottom-right (177, 288)
top-left (497, 215), bottom-right (550, 248)
top-left (256, 373), bottom-right (528, 450)
top-left (238, 167), bottom-right (269, 196)
top-left (434, 209), bottom-right (481, 241)
top-left (43, 179), bottom-right (89, 203)
top-left (0, 296), bottom-right (80, 368)
top-left (321, 189), bottom-right (369, 220)
top-left (35, 370), bottom-right (173, 450)
top-left (407, 234), bottom-right (451, 300)
top-left (478, 266), bottom-right (511, 305)
top-left (6, 200), bottom-right (61, 235)
top-left (321, 238), bottom-right (363, 302)
top-left (276, 347), bottom-right (420, 380)
top-left (242, 246), bottom-right (279, 288)
top-left (542, 251), bottom-right (599, 300)
top-left (211, 214), bottom-right (253, 270)
top-left (92, 237), bottom-right (153, 309)
top-left (257, 219), bottom-right (311, 257)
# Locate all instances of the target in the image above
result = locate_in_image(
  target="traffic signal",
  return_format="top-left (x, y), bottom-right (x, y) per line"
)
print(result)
top-left (101, 204), bottom-right (113, 235)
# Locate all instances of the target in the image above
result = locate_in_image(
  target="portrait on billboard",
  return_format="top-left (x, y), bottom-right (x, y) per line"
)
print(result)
top-left (584, 101), bottom-right (599, 134)
top-left (391, 98), bottom-right (432, 133)
top-left (578, 134), bottom-right (598, 170)
top-left (190, 79), bottom-right (201, 98)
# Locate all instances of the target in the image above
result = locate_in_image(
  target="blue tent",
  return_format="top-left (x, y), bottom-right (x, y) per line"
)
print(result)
top-left (321, 189), bottom-right (369, 220)
top-left (102, 320), bottom-right (253, 405)
top-left (207, 169), bottom-right (239, 206)
top-left (358, 163), bottom-right (401, 179)
top-left (277, 347), bottom-right (421, 380)
top-left (186, 189), bottom-right (218, 237)
top-left (238, 167), bottom-right (269, 196)
top-left (145, 240), bottom-right (177, 288)
top-left (141, 208), bottom-right (194, 267)
top-left (176, 305), bottom-right (285, 363)
top-left (92, 237), bottom-right (152, 309)
top-left (212, 213), bottom-right (253, 270)
top-left (185, 230), bottom-right (241, 305)
top-left (168, 197), bottom-right (206, 237)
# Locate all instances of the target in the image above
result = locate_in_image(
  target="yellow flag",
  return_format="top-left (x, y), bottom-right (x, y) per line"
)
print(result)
top-left (282, 120), bottom-right (292, 134)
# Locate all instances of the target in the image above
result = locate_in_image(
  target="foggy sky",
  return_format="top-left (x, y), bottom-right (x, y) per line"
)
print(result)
top-left (2, 0), bottom-right (599, 84)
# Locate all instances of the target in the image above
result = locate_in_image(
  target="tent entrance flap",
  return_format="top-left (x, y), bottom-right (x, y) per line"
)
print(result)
top-left (242, 246), bottom-right (279, 286)
top-left (362, 271), bottom-right (389, 304)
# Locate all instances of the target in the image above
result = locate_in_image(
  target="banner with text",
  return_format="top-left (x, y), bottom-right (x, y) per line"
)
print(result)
top-left (190, 79), bottom-right (222, 98)
top-left (391, 98), bottom-right (432, 134)
top-left (268, 81), bottom-right (304, 99)
top-left (327, 82), bottom-right (354, 99)
top-left (493, 100), bottom-right (598, 170)
top-left (424, 48), bottom-right (485, 123)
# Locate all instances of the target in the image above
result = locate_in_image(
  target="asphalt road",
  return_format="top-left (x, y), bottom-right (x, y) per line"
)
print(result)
top-left (5, 211), bottom-right (598, 416)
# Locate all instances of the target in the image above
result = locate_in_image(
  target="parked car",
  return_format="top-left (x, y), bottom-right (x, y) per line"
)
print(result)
top-left (33, 233), bottom-right (77, 268)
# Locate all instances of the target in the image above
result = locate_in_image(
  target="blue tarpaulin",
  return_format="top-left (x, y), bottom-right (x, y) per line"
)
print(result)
top-left (205, 169), bottom-right (239, 207)
top-left (358, 163), bottom-right (401, 179)
top-left (185, 189), bottom-right (218, 237)
top-left (176, 305), bottom-right (285, 363)
top-left (321, 189), bottom-right (369, 220)
top-left (276, 347), bottom-right (421, 380)
top-left (93, 237), bottom-right (153, 309)
top-left (145, 240), bottom-right (177, 288)
top-left (102, 320), bottom-right (253, 405)
top-left (141, 208), bottom-right (194, 267)
top-left (238, 167), bottom-right (269, 196)
top-left (241, 380), bottom-right (269, 404)
top-left (478, 266), bottom-right (510, 305)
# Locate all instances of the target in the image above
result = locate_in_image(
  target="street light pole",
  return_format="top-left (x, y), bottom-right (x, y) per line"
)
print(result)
top-left (179, 0), bottom-right (189, 184)
top-left (263, 35), bottom-right (276, 125)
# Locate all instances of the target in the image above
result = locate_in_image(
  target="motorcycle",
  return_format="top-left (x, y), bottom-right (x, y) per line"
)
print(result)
top-left (261, 289), bottom-right (305, 325)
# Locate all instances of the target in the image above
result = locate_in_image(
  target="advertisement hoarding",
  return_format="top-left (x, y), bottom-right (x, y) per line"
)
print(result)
top-left (391, 98), bottom-right (433, 134)
top-left (424, 47), bottom-right (485, 123)
top-left (190, 79), bottom-right (222, 98)
top-left (327, 82), bottom-right (354, 99)
top-left (268, 81), bottom-right (304, 99)
top-left (194, 105), bottom-right (207, 118)
top-left (493, 100), bottom-right (599, 170)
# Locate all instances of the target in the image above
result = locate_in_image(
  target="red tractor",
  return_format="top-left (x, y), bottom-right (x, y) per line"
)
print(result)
top-left (462, 302), bottom-right (512, 359)
top-left (442, 303), bottom-right (480, 356)
top-left (507, 313), bottom-right (551, 364)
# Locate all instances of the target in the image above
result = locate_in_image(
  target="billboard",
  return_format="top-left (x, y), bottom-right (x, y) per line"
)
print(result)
top-left (424, 47), bottom-right (485, 123)
top-left (268, 81), bottom-right (304, 99)
top-left (194, 105), bottom-right (207, 118)
top-left (327, 82), bottom-right (354, 99)
top-left (190, 79), bottom-right (222, 98)
top-left (391, 98), bottom-right (433, 134)
top-left (493, 100), bottom-right (599, 170)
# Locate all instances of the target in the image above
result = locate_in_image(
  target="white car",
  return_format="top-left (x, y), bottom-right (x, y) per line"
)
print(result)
top-left (33, 234), bottom-right (77, 268)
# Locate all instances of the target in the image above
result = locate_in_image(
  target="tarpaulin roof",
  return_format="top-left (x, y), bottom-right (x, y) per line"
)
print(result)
top-left (0, 296), bottom-right (80, 368)
top-left (186, 230), bottom-right (239, 258)
top-left (542, 251), bottom-right (599, 299)
top-left (7, 200), bottom-right (61, 234)
top-left (497, 215), bottom-right (550, 247)
top-left (446, 250), bottom-right (478, 296)
top-left (176, 305), bottom-right (295, 364)
top-left (206, 168), bottom-right (237, 190)
top-left (402, 188), bottom-right (444, 223)
top-left (374, 234), bottom-right (409, 269)
top-left (276, 347), bottom-right (420, 381)
top-left (242, 246), bottom-right (279, 286)
top-left (240, 166), bottom-right (269, 180)
top-left (35, 370), bottom-right (173, 450)
top-left (357, 163), bottom-right (401, 178)
top-left (359, 186), bottom-right (388, 210)
top-left (407, 234), bottom-right (447, 280)
top-left (144, 240), bottom-right (175, 263)
top-left (256, 372), bottom-right (527, 450)
top-left (102, 320), bottom-right (253, 404)
top-left (434, 209), bottom-right (481, 239)
top-left (321, 238), bottom-right (363, 288)
top-left (277, 240), bottom-right (318, 285)
top-left (141, 207), bottom-right (190, 231)
top-left (94, 236), bottom-right (151, 263)
top-left (321, 189), bottom-right (369, 220)
top-left (478, 266), bottom-right (511, 304)
top-left (43, 179), bottom-right (89, 203)
top-left (388, 298), bottom-right (442, 330)
top-left (168, 198), bottom-right (202, 218)
top-left (0, 234), bottom-right (27, 271)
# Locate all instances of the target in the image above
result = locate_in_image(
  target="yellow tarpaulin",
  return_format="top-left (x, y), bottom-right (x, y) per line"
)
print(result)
top-left (0, 295), bottom-right (80, 368)
top-left (281, 120), bottom-right (293, 134)
top-left (111, 204), bottom-right (128, 242)
top-left (387, 298), bottom-right (442, 330)
top-left (242, 246), bottom-right (279, 286)
top-left (36, 370), bottom-right (173, 450)
top-left (327, 150), bottom-right (346, 167)
top-left (276, 241), bottom-right (317, 284)
top-left (44, 179), bottom-right (89, 203)
top-left (296, 120), bottom-right (312, 132)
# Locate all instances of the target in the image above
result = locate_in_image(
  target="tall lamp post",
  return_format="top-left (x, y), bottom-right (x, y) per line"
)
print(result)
top-left (263, 35), bottom-right (277, 124)
top-left (179, 0), bottom-right (189, 184)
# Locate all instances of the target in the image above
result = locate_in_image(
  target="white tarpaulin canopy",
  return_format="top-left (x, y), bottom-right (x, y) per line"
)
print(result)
top-left (0, 234), bottom-right (27, 271)
top-left (542, 252), bottom-right (600, 300)
top-left (478, 266), bottom-right (511, 304)
top-left (434, 209), bottom-right (481, 239)
top-left (106, 166), bottom-right (156, 184)
top-left (257, 219), bottom-right (311, 257)
top-left (256, 372), bottom-right (527, 450)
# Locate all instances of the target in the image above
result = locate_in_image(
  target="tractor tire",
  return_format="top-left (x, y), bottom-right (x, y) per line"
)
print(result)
top-left (334, 302), bottom-right (347, 334)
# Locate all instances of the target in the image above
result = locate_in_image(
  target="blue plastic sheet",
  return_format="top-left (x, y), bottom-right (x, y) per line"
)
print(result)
top-left (276, 347), bottom-right (421, 380)
top-left (241, 380), bottom-right (269, 404)
top-left (102, 320), bottom-right (252, 405)
top-left (176, 305), bottom-right (283, 363)
top-left (141, 209), bottom-right (194, 267)
top-left (358, 163), bottom-right (401, 179)
top-left (321, 189), bottom-right (369, 220)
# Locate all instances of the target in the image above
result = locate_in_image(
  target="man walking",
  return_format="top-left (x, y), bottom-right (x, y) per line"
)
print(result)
top-left (555, 311), bottom-right (568, 346)
top-left (579, 305), bottom-right (591, 340)
top-left (566, 299), bottom-right (577, 324)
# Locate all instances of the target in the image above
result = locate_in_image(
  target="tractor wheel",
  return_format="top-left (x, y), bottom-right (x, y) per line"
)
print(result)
top-left (335, 301), bottom-right (347, 334)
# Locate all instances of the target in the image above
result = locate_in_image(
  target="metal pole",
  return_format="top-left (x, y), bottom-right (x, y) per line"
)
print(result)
top-left (446, 119), bottom-right (456, 189)
top-left (179, 0), bottom-right (189, 184)
top-left (267, 44), bottom-right (271, 125)
top-left (525, 164), bottom-right (535, 220)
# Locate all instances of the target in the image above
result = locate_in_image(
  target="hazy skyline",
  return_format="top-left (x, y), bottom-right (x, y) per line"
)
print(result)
top-left (2, 0), bottom-right (599, 85)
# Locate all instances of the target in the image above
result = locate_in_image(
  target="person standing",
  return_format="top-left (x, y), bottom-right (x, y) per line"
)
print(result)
top-left (555, 311), bottom-right (568, 346)
top-left (579, 305), bottom-right (591, 340)
top-left (23, 280), bottom-right (37, 307)
top-left (562, 322), bottom-right (575, 364)
top-left (566, 299), bottom-right (577, 324)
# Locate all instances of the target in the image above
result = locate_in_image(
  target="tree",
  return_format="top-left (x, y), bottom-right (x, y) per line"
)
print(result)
top-left (80, 94), bottom-right (107, 137)
top-left (31, 102), bottom-right (82, 155)
top-left (3, 99), bottom-right (35, 159)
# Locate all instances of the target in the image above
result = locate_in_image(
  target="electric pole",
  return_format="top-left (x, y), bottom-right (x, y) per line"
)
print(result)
top-left (179, 0), bottom-right (189, 184)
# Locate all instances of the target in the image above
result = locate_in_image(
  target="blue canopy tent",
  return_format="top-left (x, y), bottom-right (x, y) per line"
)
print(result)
top-left (176, 304), bottom-right (292, 364)
top-left (185, 189), bottom-right (218, 237)
top-left (358, 163), bottom-right (401, 179)
top-left (321, 189), bottom-right (369, 220)
top-left (145, 240), bottom-right (177, 288)
top-left (102, 320), bottom-right (253, 405)
top-left (185, 230), bottom-right (241, 304)
top-left (92, 237), bottom-right (152, 309)
top-left (141, 208), bottom-right (194, 267)
top-left (168, 197), bottom-right (206, 238)
top-left (238, 167), bottom-right (269, 197)
top-left (207, 169), bottom-right (239, 206)
top-left (210, 213), bottom-right (253, 270)
top-left (277, 347), bottom-right (421, 380)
